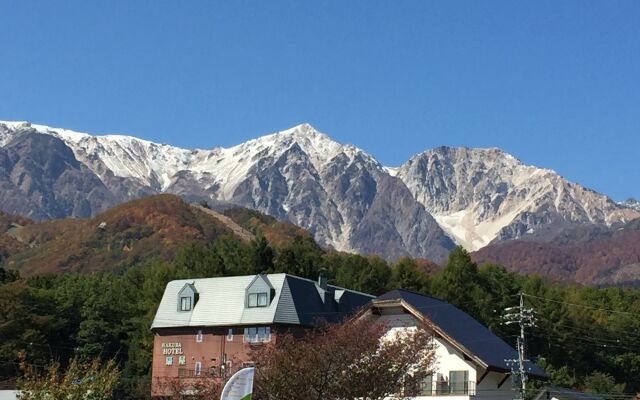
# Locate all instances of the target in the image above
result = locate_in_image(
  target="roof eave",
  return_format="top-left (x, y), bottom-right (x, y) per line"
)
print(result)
top-left (369, 299), bottom-right (490, 370)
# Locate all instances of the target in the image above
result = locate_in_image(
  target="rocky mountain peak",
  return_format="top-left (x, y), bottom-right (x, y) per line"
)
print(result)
top-left (0, 120), bottom-right (637, 260)
top-left (263, 124), bottom-right (375, 167)
top-left (396, 145), bottom-right (639, 251)
top-left (621, 198), bottom-right (640, 211)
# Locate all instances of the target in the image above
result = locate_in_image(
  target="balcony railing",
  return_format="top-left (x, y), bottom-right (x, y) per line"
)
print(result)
top-left (418, 381), bottom-right (476, 396)
top-left (177, 367), bottom-right (220, 378)
top-left (177, 365), bottom-right (244, 380)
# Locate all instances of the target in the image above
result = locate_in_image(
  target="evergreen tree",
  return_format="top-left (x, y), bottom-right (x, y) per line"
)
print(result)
top-left (250, 234), bottom-right (275, 274)
top-left (432, 246), bottom-right (482, 314)
top-left (389, 257), bottom-right (430, 294)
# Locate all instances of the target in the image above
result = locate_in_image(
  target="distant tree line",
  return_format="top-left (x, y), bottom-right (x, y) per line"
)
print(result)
top-left (1, 232), bottom-right (639, 398)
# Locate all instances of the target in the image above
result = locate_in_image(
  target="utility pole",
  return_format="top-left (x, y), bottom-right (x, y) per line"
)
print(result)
top-left (503, 293), bottom-right (535, 400)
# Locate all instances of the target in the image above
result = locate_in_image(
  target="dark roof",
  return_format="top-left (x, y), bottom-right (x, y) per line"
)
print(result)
top-left (286, 275), bottom-right (374, 326)
top-left (377, 289), bottom-right (547, 378)
top-left (533, 387), bottom-right (605, 400)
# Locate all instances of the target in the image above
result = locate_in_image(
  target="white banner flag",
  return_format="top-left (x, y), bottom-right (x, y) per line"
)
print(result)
top-left (220, 367), bottom-right (255, 400)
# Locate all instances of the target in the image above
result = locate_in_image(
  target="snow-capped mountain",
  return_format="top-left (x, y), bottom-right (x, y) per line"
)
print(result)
top-left (0, 121), bottom-right (454, 261)
top-left (395, 146), bottom-right (640, 250)
top-left (620, 198), bottom-right (640, 212)
top-left (0, 120), bottom-right (637, 259)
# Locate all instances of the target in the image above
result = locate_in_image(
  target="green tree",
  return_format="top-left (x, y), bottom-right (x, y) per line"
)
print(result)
top-left (432, 246), bottom-right (482, 314)
top-left (250, 234), bottom-right (275, 274)
top-left (273, 235), bottom-right (323, 279)
top-left (325, 253), bottom-right (390, 295)
top-left (0, 281), bottom-right (55, 382)
top-left (583, 371), bottom-right (624, 398)
top-left (211, 235), bottom-right (252, 275)
top-left (76, 274), bottom-right (133, 361)
top-left (174, 242), bottom-right (225, 278)
top-left (0, 266), bottom-right (19, 284)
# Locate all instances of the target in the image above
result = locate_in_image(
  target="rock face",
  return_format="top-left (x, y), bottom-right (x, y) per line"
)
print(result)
top-left (620, 198), bottom-right (640, 212)
top-left (0, 131), bottom-right (117, 219)
top-left (0, 122), bottom-right (454, 261)
top-left (395, 147), bottom-right (640, 250)
top-left (0, 121), bottom-right (637, 262)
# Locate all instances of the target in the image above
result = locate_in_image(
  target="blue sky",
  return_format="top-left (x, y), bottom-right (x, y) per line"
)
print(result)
top-left (1, 1), bottom-right (638, 200)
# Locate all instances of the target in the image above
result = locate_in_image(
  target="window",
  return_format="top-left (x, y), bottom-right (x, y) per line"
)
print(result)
top-left (177, 283), bottom-right (198, 312)
top-left (244, 327), bottom-right (271, 343)
top-left (178, 356), bottom-right (186, 366)
top-left (257, 292), bottom-right (268, 307)
top-left (227, 328), bottom-right (233, 341)
top-left (165, 356), bottom-right (173, 366)
top-left (196, 329), bottom-right (203, 342)
top-left (244, 327), bottom-right (256, 342)
top-left (248, 293), bottom-right (257, 307)
top-left (194, 362), bottom-right (202, 377)
top-left (258, 326), bottom-right (271, 342)
top-left (180, 296), bottom-right (192, 311)
top-left (420, 374), bottom-right (434, 395)
top-left (248, 292), bottom-right (268, 308)
top-left (449, 370), bottom-right (469, 394)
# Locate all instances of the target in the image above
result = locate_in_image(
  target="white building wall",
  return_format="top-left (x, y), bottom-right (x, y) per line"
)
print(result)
top-left (377, 313), bottom-right (515, 400)
top-left (0, 391), bottom-right (19, 400)
top-left (475, 371), bottom-right (517, 399)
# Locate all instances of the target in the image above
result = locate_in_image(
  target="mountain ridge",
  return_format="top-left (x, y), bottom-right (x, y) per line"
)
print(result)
top-left (0, 120), bottom-right (638, 261)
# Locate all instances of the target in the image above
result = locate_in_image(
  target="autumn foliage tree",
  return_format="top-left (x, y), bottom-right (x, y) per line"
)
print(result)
top-left (251, 316), bottom-right (435, 400)
top-left (18, 356), bottom-right (120, 400)
top-left (154, 376), bottom-right (222, 400)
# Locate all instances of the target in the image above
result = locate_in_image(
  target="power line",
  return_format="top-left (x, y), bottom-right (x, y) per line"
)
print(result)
top-left (523, 293), bottom-right (640, 317)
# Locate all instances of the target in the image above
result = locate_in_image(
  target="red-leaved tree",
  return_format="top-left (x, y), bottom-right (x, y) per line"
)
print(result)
top-left (252, 315), bottom-right (435, 400)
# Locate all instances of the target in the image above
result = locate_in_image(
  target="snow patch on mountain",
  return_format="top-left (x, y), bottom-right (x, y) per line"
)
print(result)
top-left (619, 198), bottom-right (640, 212)
top-left (2, 120), bottom-right (637, 256)
top-left (396, 146), bottom-right (640, 251)
top-left (383, 166), bottom-right (399, 177)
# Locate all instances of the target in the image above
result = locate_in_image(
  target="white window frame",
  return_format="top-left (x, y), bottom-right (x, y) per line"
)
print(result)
top-left (449, 370), bottom-right (469, 394)
top-left (180, 296), bottom-right (192, 311)
top-left (227, 328), bottom-right (233, 341)
top-left (194, 361), bottom-right (202, 377)
top-left (196, 329), bottom-right (203, 342)
top-left (248, 293), bottom-right (258, 308)
top-left (178, 355), bottom-right (186, 366)
top-left (257, 326), bottom-right (271, 342)
top-left (244, 326), bottom-right (271, 343)
top-left (165, 356), bottom-right (173, 366)
top-left (257, 292), bottom-right (268, 307)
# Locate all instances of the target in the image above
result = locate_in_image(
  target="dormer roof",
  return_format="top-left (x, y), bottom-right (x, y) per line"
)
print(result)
top-left (178, 282), bottom-right (198, 296)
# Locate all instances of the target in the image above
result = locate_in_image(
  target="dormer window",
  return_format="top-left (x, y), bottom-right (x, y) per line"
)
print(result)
top-left (248, 292), bottom-right (269, 308)
top-left (177, 282), bottom-right (198, 312)
top-left (180, 296), bottom-right (192, 311)
top-left (245, 275), bottom-right (274, 309)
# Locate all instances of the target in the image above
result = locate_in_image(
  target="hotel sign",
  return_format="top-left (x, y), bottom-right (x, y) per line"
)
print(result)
top-left (161, 342), bottom-right (183, 355)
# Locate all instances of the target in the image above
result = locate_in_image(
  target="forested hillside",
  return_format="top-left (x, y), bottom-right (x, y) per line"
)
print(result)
top-left (0, 195), bottom-right (306, 275)
top-left (473, 218), bottom-right (640, 286)
top-left (1, 231), bottom-right (639, 397)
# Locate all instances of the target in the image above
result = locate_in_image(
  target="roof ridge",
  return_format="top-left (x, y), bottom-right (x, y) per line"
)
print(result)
top-left (387, 288), bottom-right (448, 303)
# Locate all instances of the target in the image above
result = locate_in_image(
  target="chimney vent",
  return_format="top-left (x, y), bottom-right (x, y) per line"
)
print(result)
top-left (318, 269), bottom-right (328, 290)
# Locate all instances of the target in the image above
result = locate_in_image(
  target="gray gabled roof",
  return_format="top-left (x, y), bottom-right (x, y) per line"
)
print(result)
top-left (151, 273), bottom-right (374, 329)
